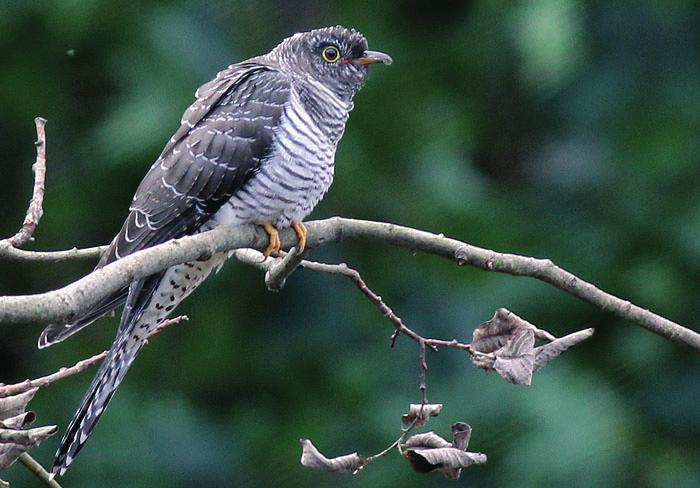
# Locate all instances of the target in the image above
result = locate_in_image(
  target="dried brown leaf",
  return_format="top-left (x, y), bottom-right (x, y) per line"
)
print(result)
top-left (299, 439), bottom-right (367, 473)
top-left (470, 310), bottom-right (589, 385)
top-left (442, 423), bottom-right (474, 480)
top-left (401, 403), bottom-right (443, 428)
top-left (493, 326), bottom-right (535, 385)
top-left (403, 432), bottom-right (451, 449)
top-left (0, 413), bottom-right (35, 430)
top-left (468, 350), bottom-right (495, 370)
top-left (451, 422), bottom-right (472, 451)
top-left (471, 308), bottom-right (521, 353)
top-left (0, 425), bottom-right (57, 447)
top-left (405, 448), bottom-right (487, 475)
top-left (0, 389), bottom-right (38, 421)
top-left (534, 328), bottom-right (595, 372)
top-left (403, 423), bottom-right (485, 480)
top-left (0, 425), bottom-right (57, 470)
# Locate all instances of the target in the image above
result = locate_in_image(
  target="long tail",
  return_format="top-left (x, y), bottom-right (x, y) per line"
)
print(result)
top-left (38, 289), bottom-right (127, 348)
top-left (51, 329), bottom-right (144, 476)
top-left (50, 277), bottom-right (157, 476)
top-left (52, 254), bottom-right (228, 475)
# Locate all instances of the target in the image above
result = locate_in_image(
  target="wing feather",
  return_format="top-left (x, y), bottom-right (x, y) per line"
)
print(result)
top-left (40, 61), bottom-right (291, 347)
top-left (100, 64), bottom-right (291, 267)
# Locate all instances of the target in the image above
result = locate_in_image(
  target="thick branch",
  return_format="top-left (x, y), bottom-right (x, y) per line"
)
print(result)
top-left (0, 218), bottom-right (698, 351)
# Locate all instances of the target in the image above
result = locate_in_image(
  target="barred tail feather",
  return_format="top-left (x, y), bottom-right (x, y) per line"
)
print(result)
top-left (38, 288), bottom-right (127, 349)
top-left (51, 334), bottom-right (144, 476)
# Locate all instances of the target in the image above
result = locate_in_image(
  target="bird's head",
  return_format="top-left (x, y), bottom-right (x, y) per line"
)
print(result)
top-left (270, 26), bottom-right (392, 100)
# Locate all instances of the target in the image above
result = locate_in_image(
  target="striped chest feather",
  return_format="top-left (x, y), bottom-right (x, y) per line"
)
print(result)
top-left (211, 79), bottom-right (352, 228)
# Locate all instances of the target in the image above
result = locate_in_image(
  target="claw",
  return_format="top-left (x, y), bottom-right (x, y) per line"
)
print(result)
top-left (292, 222), bottom-right (307, 253)
top-left (258, 222), bottom-right (281, 257)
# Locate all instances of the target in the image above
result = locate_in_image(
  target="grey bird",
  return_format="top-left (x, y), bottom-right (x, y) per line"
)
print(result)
top-left (38, 25), bottom-right (391, 475)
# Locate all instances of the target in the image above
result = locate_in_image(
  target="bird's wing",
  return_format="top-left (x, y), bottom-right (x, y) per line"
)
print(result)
top-left (38, 62), bottom-right (291, 348)
top-left (103, 62), bottom-right (291, 264)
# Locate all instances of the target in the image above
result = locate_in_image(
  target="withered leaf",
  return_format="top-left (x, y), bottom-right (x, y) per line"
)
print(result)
top-left (405, 448), bottom-right (487, 475)
top-left (0, 425), bottom-right (58, 470)
top-left (299, 439), bottom-right (367, 473)
top-left (471, 308), bottom-right (521, 353)
top-left (404, 432), bottom-right (450, 449)
top-left (442, 422), bottom-right (474, 480)
top-left (451, 422), bottom-right (472, 451)
top-left (470, 309), bottom-right (591, 385)
top-left (401, 403), bottom-right (443, 428)
top-left (0, 389), bottom-right (38, 421)
top-left (0, 412), bottom-right (35, 430)
top-left (403, 423), bottom-right (485, 480)
top-left (534, 328), bottom-right (594, 372)
top-left (492, 326), bottom-right (535, 385)
top-left (470, 310), bottom-right (536, 385)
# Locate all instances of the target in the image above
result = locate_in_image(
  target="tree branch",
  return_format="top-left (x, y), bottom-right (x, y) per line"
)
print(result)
top-left (3, 118), bottom-right (47, 248)
top-left (0, 245), bottom-right (105, 263)
top-left (0, 218), bottom-right (698, 351)
top-left (17, 454), bottom-right (62, 488)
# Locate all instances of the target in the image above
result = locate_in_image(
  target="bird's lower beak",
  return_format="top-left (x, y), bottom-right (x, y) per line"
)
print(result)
top-left (353, 50), bottom-right (393, 65)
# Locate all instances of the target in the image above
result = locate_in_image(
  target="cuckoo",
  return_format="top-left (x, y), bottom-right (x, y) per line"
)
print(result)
top-left (38, 25), bottom-right (391, 475)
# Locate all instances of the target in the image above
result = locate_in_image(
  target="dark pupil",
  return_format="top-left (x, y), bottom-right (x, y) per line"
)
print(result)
top-left (325, 47), bottom-right (338, 60)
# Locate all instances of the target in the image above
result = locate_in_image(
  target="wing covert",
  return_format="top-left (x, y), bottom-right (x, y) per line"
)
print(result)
top-left (99, 64), bottom-right (290, 266)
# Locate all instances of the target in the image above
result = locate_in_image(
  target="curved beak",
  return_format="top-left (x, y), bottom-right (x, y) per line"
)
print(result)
top-left (353, 50), bottom-right (393, 65)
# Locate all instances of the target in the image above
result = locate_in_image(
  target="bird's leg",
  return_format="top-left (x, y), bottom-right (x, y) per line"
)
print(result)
top-left (257, 222), bottom-right (281, 257)
top-left (291, 222), bottom-right (307, 253)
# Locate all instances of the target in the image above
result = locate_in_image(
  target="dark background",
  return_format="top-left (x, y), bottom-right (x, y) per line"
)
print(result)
top-left (2, 1), bottom-right (699, 487)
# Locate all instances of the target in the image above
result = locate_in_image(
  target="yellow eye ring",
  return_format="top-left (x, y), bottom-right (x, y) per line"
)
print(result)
top-left (321, 46), bottom-right (340, 63)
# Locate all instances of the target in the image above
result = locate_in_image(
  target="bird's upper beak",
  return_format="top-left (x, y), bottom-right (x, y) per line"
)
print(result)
top-left (352, 50), bottom-right (393, 65)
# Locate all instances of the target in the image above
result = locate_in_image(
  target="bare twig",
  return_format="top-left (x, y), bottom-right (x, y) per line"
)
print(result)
top-left (0, 351), bottom-right (106, 398)
top-left (0, 315), bottom-right (188, 398)
top-left (3, 118), bottom-right (47, 248)
top-left (299, 260), bottom-right (476, 355)
top-left (0, 245), bottom-right (105, 263)
top-left (264, 247), bottom-right (310, 291)
top-left (365, 435), bottom-right (404, 463)
top-left (419, 341), bottom-right (428, 406)
top-left (17, 453), bottom-right (61, 488)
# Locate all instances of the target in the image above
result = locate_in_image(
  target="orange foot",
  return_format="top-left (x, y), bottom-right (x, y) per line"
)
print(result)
top-left (257, 222), bottom-right (281, 257)
top-left (292, 222), bottom-right (307, 253)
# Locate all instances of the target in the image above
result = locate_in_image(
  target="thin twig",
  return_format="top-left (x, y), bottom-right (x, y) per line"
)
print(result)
top-left (418, 341), bottom-right (428, 406)
top-left (17, 453), bottom-right (62, 488)
top-left (365, 434), bottom-right (405, 463)
top-left (300, 260), bottom-right (474, 353)
top-left (0, 350), bottom-right (106, 398)
top-left (4, 118), bottom-right (48, 248)
top-left (299, 261), bottom-right (441, 351)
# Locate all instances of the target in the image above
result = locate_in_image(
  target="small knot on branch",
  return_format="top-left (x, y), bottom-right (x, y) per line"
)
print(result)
top-left (454, 246), bottom-right (471, 266)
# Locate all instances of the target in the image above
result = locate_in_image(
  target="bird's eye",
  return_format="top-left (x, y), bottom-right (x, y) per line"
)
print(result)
top-left (321, 46), bottom-right (340, 63)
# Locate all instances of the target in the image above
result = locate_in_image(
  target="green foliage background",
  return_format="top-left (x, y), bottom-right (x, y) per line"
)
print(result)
top-left (2, 1), bottom-right (699, 486)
